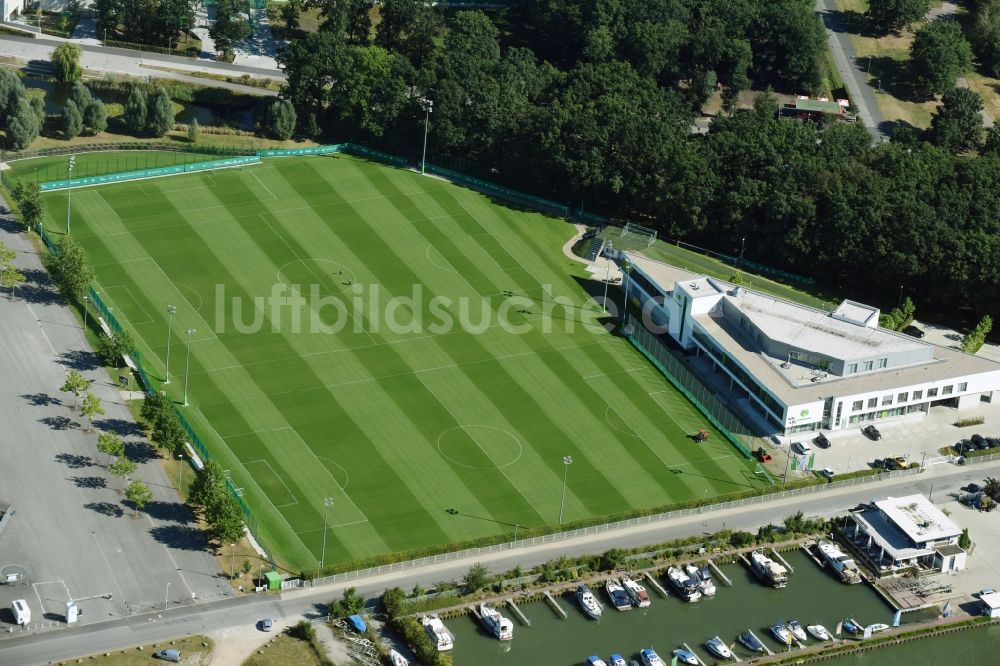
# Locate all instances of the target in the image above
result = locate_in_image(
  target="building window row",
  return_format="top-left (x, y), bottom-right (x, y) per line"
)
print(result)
top-left (850, 383), bottom-right (970, 413)
top-left (846, 357), bottom-right (890, 374)
top-left (691, 329), bottom-right (785, 419)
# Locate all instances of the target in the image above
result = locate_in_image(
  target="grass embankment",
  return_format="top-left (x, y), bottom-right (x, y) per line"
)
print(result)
top-left (55, 636), bottom-right (213, 665)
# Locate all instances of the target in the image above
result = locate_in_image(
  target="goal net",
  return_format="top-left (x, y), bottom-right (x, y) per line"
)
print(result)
top-left (620, 222), bottom-right (657, 248)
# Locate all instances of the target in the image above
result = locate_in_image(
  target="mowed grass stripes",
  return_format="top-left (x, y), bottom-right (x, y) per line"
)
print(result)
top-left (43, 155), bottom-right (765, 570)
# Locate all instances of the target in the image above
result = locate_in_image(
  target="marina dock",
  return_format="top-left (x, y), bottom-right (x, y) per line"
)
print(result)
top-left (506, 598), bottom-right (530, 626)
top-left (708, 560), bottom-right (732, 586)
top-left (747, 629), bottom-right (773, 656)
top-left (643, 571), bottom-right (669, 598)
top-left (543, 591), bottom-right (567, 619)
top-left (469, 606), bottom-right (482, 622)
top-left (730, 644), bottom-right (743, 662)
top-left (772, 548), bottom-right (795, 573)
top-left (683, 642), bottom-right (707, 666)
top-left (801, 543), bottom-right (824, 568)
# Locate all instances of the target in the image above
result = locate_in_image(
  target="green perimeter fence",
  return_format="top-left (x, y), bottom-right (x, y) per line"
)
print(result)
top-left (17, 141), bottom-right (810, 568)
top-left (623, 314), bottom-right (775, 464)
top-left (34, 229), bottom-right (268, 562)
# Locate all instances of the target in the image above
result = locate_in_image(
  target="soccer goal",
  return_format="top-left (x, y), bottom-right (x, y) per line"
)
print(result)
top-left (620, 222), bottom-right (657, 247)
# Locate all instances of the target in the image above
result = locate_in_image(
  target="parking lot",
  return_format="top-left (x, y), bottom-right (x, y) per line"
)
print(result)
top-left (782, 399), bottom-right (1000, 479)
top-left (0, 209), bottom-right (228, 635)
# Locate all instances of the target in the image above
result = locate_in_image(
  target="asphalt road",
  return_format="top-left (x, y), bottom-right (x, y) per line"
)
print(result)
top-left (816, 0), bottom-right (888, 140)
top-left (2, 456), bottom-right (996, 665)
top-left (0, 201), bottom-right (229, 639)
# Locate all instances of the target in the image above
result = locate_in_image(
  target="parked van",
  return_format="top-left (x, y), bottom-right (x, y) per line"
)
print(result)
top-left (12, 599), bottom-right (30, 625)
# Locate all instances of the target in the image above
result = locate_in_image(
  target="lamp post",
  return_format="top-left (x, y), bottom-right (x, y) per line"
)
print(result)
top-left (165, 581), bottom-right (170, 610)
top-left (558, 456), bottom-right (573, 525)
top-left (177, 452), bottom-right (184, 490)
top-left (602, 241), bottom-right (613, 314)
top-left (66, 155), bottom-right (76, 234)
top-left (898, 285), bottom-right (903, 308)
top-left (739, 237), bottom-right (746, 267)
top-left (183, 328), bottom-right (196, 405)
top-left (319, 497), bottom-right (334, 579)
top-left (83, 294), bottom-right (89, 331)
top-left (231, 543), bottom-right (236, 580)
top-left (164, 305), bottom-right (177, 383)
top-left (421, 99), bottom-right (433, 174)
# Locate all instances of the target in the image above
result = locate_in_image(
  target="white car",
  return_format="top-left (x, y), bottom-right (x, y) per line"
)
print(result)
top-left (821, 467), bottom-right (836, 479)
top-left (792, 441), bottom-right (812, 455)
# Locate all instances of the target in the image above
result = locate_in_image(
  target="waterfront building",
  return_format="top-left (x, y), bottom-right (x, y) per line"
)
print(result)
top-left (617, 251), bottom-right (1000, 438)
top-left (844, 494), bottom-right (966, 574)
top-left (980, 592), bottom-right (1000, 618)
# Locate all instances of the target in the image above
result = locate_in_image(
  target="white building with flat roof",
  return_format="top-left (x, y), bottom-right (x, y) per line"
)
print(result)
top-left (618, 251), bottom-right (1000, 436)
top-left (845, 494), bottom-right (966, 574)
top-left (1, 0), bottom-right (24, 23)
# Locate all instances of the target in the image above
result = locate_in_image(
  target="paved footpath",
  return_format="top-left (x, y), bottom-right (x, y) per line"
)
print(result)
top-left (0, 199), bottom-right (229, 639)
top-left (1, 455), bottom-right (996, 665)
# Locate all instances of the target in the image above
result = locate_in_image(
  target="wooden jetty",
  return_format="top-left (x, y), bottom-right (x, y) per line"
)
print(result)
top-left (746, 629), bottom-right (773, 656)
top-left (683, 642), bottom-right (708, 666)
top-left (543, 591), bottom-right (567, 619)
top-left (771, 548), bottom-right (795, 573)
top-left (643, 571), bottom-right (669, 598)
top-left (506, 598), bottom-right (530, 626)
top-left (708, 559), bottom-right (732, 586)
top-left (801, 542), bottom-right (824, 568)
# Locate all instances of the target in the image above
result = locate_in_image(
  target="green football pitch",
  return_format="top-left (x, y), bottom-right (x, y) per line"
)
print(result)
top-left (39, 155), bottom-right (765, 570)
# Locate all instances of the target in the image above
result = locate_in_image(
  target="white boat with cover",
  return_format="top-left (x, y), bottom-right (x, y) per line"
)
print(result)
top-left (666, 566), bottom-right (702, 602)
top-left (817, 541), bottom-right (862, 584)
top-left (621, 575), bottom-right (650, 608)
top-left (750, 550), bottom-right (788, 588)
top-left (787, 620), bottom-right (807, 643)
top-left (421, 615), bottom-right (454, 651)
top-left (807, 624), bottom-right (832, 641)
top-left (389, 649), bottom-right (410, 666)
top-left (576, 584), bottom-right (603, 619)
top-left (685, 564), bottom-right (717, 597)
top-left (479, 603), bottom-right (513, 640)
top-left (605, 578), bottom-right (632, 611)
top-left (771, 623), bottom-right (793, 645)
top-left (705, 636), bottom-right (733, 659)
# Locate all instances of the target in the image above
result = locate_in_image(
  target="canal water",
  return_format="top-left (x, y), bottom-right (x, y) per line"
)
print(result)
top-left (449, 550), bottom-right (897, 665)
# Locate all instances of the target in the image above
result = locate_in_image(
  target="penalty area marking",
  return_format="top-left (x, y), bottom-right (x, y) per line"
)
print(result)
top-left (603, 405), bottom-right (641, 438)
top-left (244, 459), bottom-right (299, 508)
top-left (425, 244), bottom-right (458, 273)
top-left (275, 257), bottom-right (358, 293)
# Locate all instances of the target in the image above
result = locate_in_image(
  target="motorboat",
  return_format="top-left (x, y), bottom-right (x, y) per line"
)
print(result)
top-left (843, 618), bottom-right (863, 635)
top-left (621, 575), bottom-right (651, 608)
top-left (576, 584), bottom-right (603, 619)
top-left (389, 649), bottom-right (410, 666)
top-left (347, 614), bottom-right (367, 633)
top-left (867, 623), bottom-right (890, 634)
top-left (749, 550), bottom-right (788, 588)
top-left (771, 623), bottom-right (793, 645)
top-left (685, 564), bottom-right (717, 596)
top-left (666, 566), bottom-right (702, 602)
top-left (738, 630), bottom-right (765, 652)
top-left (421, 615), bottom-right (454, 651)
top-left (787, 619), bottom-right (808, 643)
top-left (585, 658), bottom-right (608, 666)
top-left (817, 541), bottom-right (862, 584)
top-left (605, 578), bottom-right (633, 611)
top-left (640, 648), bottom-right (668, 666)
top-left (705, 636), bottom-right (733, 659)
top-left (479, 603), bottom-right (513, 640)
top-left (609, 654), bottom-right (628, 666)
top-left (671, 648), bottom-right (698, 665)
top-left (807, 624), bottom-right (832, 641)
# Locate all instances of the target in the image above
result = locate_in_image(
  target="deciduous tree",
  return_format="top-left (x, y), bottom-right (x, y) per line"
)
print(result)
top-left (84, 99), bottom-right (108, 134)
top-left (262, 99), bottom-right (296, 140)
top-left (125, 479), bottom-right (153, 516)
top-left (51, 235), bottom-right (95, 302)
top-left (866, 0), bottom-right (931, 35)
top-left (60, 369), bottom-right (91, 409)
top-left (5, 96), bottom-right (41, 150)
top-left (51, 43), bottom-right (82, 83)
top-left (96, 329), bottom-right (136, 366)
top-left (97, 430), bottom-right (125, 466)
top-left (80, 392), bottom-right (105, 431)
top-left (62, 99), bottom-right (84, 139)
top-left (147, 87), bottom-right (175, 137)
top-left (910, 21), bottom-right (973, 97)
top-left (927, 87), bottom-right (985, 153)
top-left (0, 264), bottom-right (26, 301)
top-left (13, 181), bottom-right (45, 230)
top-left (123, 87), bottom-right (148, 134)
top-left (109, 455), bottom-right (137, 491)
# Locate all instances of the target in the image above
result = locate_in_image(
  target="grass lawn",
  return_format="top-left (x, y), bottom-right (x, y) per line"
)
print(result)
top-left (39, 154), bottom-right (766, 571)
top-left (243, 633), bottom-right (324, 666)
top-left (56, 636), bottom-right (213, 665)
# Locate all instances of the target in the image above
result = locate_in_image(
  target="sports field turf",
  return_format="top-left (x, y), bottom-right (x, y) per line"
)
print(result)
top-left (38, 155), bottom-right (765, 570)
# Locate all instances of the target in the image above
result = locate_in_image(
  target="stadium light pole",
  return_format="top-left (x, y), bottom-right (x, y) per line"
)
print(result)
top-left (421, 99), bottom-right (433, 175)
top-left (602, 241), bottom-right (614, 314)
top-left (183, 328), bottom-right (196, 406)
top-left (619, 260), bottom-right (631, 322)
top-left (164, 305), bottom-right (177, 384)
top-left (558, 456), bottom-right (573, 525)
top-left (319, 497), bottom-right (334, 579)
top-left (65, 155), bottom-right (76, 234)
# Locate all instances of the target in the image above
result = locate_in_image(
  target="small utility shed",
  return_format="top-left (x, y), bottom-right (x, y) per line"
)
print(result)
top-left (265, 570), bottom-right (282, 591)
top-left (981, 592), bottom-right (1000, 618)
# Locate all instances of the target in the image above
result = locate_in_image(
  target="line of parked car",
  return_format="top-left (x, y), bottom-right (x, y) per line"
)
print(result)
top-left (953, 434), bottom-right (1000, 455)
top-left (870, 456), bottom-right (910, 471)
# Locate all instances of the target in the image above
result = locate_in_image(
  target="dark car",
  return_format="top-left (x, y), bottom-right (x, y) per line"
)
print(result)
top-left (872, 458), bottom-right (887, 469)
top-left (975, 436), bottom-right (990, 450)
top-left (884, 458), bottom-right (902, 471)
top-left (863, 425), bottom-right (882, 440)
top-left (989, 438), bottom-right (1000, 449)
top-left (814, 432), bottom-right (831, 449)
top-left (972, 434), bottom-right (985, 446)
top-left (955, 439), bottom-right (974, 454)
top-left (902, 325), bottom-right (925, 338)
top-left (154, 649), bottom-right (181, 663)
top-left (967, 483), bottom-right (983, 494)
